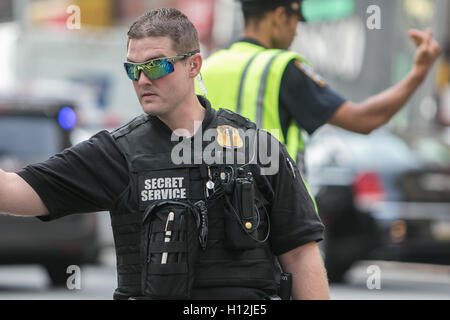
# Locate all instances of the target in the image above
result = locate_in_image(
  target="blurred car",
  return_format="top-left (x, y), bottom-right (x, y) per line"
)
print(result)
top-left (0, 97), bottom-right (101, 286)
top-left (305, 127), bottom-right (450, 282)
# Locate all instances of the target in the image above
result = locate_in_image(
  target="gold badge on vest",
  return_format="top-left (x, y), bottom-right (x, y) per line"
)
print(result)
top-left (216, 125), bottom-right (244, 149)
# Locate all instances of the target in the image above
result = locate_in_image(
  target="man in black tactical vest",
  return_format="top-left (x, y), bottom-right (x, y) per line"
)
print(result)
top-left (0, 8), bottom-right (329, 300)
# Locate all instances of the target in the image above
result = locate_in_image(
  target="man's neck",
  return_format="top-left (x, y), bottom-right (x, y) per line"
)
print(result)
top-left (243, 22), bottom-right (273, 49)
top-left (158, 94), bottom-right (205, 137)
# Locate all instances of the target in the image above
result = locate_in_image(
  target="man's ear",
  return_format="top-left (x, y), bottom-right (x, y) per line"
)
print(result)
top-left (189, 53), bottom-right (203, 79)
top-left (272, 6), bottom-right (288, 27)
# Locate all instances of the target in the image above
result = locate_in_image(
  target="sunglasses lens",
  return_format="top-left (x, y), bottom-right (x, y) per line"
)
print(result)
top-left (124, 63), bottom-right (139, 81)
top-left (141, 59), bottom-right (174, 80)
top-left (124, 59), bottom-right (175, 81)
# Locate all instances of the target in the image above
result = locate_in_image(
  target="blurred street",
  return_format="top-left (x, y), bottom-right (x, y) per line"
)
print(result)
top-left (0, 249), bottom-right (449, 300)
top-left (331, 261), bottom-right (450, 300)
top-left (1, 0), bottom-right (450, 301)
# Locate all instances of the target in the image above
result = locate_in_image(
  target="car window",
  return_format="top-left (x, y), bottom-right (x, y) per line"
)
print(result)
top-left (306, 129), bottom-right (420, 170)
top-left (413, 138), bottom-right (450, 167)
top-left (0, 115), bottom-right (61, 162)
top-left (345, 134), bottom-right (420, 170)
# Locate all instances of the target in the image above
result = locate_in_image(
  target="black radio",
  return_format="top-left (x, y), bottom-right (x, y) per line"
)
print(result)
top-left (223, 167), bottom-right (269, 250)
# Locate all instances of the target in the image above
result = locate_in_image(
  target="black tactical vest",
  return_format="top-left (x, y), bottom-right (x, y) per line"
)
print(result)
top-left (109, 104), bottom-right (277, 300)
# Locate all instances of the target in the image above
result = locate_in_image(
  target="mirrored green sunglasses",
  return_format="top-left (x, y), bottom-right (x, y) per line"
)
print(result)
top-left (124, 50), bottom-right (199, 81)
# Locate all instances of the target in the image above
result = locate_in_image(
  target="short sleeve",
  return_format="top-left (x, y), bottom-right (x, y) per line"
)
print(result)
top-left (16, 130), bottom-right (129, 221)
top-left (253, 134), bottom-right (325, 256)
top-left (279, 60), bottom-right (346, 135)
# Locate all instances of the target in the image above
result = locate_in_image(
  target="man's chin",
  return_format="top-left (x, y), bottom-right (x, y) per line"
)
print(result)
top-left (141, 102), bottom-right (165, 116)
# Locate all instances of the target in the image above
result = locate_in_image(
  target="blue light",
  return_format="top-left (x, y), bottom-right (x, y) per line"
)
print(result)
top-left (58, 107), bottom-right (77, 130)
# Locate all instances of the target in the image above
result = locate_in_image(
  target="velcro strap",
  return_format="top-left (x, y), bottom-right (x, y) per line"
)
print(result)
top-left (148, 241), bottom-right (186, 253)
top-left (117, 253), bottom-right (141, 266)
top-left (117, 264), bottom-right (141, 275)
top-left (148, 264), bottom-right (188, 275)
top-left (118, 273), bottom-right (141, 286)
top-left (195, 261), bottom-right (274, 283)
top-left (200, 247), bottom-right (269, 260)
top-left (115, 233), bottom-right (141, 247)
top-left (111, 212), bottom-right (142, 227)
top-left (150, 220), bottom-right (182, 233)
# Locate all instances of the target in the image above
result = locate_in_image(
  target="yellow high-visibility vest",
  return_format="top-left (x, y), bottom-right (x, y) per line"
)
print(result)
top-left (198, 41), bottom-right (311, 162)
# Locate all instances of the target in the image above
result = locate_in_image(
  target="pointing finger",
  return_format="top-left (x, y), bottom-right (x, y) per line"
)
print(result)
top-left (424, 28), bottom-right (433, 47)
top-left (409, 29), bottom-right (425, 47)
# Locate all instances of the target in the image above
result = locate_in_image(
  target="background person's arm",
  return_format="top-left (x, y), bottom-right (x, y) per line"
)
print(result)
top-left (278, 241), bottom-right (330, 300)
top-left (0, 169), bottom-right (49, 217)
top-left (329, 28), bottom-right (442, 134)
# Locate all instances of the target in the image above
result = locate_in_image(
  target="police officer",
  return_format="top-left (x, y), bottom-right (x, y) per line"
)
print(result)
top-left (0, 8), bottom-right (329, 300)
top-left (200, 0), bottom-right (442, 172)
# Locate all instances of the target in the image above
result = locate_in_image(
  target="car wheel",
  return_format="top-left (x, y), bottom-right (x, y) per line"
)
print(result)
top-left (44, 263), bottom-right (72, 288)
top-left (323, 236), bottom-right (355, 283)
top-left (325, 259), bottom-right (352, 283)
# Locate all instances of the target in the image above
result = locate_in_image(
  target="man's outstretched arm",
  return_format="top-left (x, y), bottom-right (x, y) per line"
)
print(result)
top-left (329, 28), bottom-right (442, 134)
top-left (0, 169), bottom-right (48, 217)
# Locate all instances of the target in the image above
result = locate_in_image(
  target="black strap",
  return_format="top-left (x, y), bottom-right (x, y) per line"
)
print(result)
top-left (150, 220), bottom-right (183, 233)
top-left (117, 253), bottom-right (141, 266)
top-left (143, 200), bottom-right (196, 223)
top-left (147, 264), bottom-right (188, 275)
top-left (111, 212), bottom-right (142, 227)
top-left (118, 274), bottom-right (141, 286)
top-left (195, 262), bottom-right (274, 284)
top-left (114, 233), bottom-right (141, 247)
top-left (117, 264), bottom-right (141, 275)
top-left (199, 246), bottom-right (270, 260)
top-left (148, 241), bottom-right (186, 253)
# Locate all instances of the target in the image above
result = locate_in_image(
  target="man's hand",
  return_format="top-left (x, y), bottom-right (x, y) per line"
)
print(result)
top-left (329, 28), bottom-right (442, 134)
top-left (409, 28), bottom-right (442, 82)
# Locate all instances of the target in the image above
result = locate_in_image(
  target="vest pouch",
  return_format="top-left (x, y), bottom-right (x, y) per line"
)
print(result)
top-left (141, 200), bottom-right (201, 299)
top-left (224, 177), bottom-right (265, 250)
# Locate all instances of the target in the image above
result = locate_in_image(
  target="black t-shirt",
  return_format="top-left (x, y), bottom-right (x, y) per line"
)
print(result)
top-left (238, 39), bottom-right (346, 138)
top-left (17, 98), bottom-right (324, 256)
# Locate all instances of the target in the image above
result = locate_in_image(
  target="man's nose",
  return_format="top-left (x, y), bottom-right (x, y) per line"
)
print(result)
top-left (137, 70), bottom-right (153, 86)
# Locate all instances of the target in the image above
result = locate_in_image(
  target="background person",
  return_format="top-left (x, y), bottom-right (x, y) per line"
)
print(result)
top-left (200, 0), bottom-right (442, 172)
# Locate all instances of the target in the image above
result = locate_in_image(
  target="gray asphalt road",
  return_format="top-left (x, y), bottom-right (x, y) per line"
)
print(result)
top-left (0, 250), bottom-right (449, 300)
top-left (330, 260), bottom-right (450, 300)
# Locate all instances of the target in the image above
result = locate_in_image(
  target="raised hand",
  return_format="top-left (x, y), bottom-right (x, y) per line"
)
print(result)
top-left (408, 28), bottom-right (442, 81)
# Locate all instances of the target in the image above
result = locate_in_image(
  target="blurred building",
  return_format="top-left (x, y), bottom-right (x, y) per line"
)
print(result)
top-left (0, 0), bottom-right (449, 152)
top-left (0, 0), bottom-right (216, 126)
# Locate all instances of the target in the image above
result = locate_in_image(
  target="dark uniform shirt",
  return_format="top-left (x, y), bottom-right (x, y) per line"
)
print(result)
top-left (17, 96), bottom-right (324, 256)
top-left (238, 38), bottom-right (346, 139)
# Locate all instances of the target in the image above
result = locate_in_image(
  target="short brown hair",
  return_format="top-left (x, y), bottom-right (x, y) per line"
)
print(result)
top-left (127, 8), bottom-right (200, 54)
top-left (243, 5), bottom-right (299, 26)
